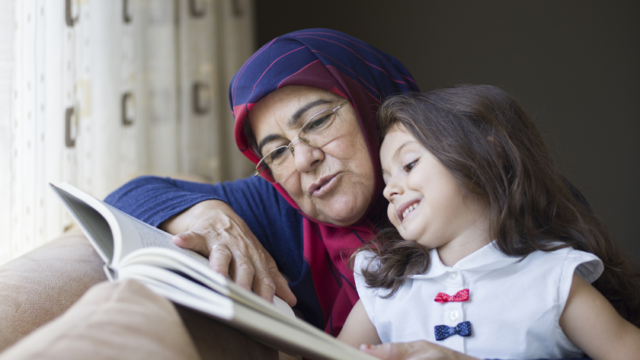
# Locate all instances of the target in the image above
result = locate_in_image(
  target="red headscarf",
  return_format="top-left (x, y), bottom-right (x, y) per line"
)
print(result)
top-left (229, 29), bottom-right (419, 335)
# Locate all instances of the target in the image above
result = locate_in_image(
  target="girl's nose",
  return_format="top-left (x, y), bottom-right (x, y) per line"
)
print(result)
top-left (383, 177), bottom-right (403, 201)
top-left (292, 141), bottom-right (325, 172)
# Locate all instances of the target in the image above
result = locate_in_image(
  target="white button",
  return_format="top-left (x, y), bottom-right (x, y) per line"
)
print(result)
top-left (450, 310), bottom-right (459, 321)
top-left (449, 272), bottom-right (458, 280)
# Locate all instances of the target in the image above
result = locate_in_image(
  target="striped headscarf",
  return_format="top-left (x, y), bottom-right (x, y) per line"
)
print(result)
top-left (229, 28), bottom-right (419, 335)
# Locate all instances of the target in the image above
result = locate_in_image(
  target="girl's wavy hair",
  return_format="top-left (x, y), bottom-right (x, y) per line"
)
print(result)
top-left (355, 85), bottom-right (640, 326)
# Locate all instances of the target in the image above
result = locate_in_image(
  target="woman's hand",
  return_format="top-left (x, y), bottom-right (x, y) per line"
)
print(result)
top-left (161, 200), bottom-right (297, 307)
top-left (360, 341), bottom-right (479, 360)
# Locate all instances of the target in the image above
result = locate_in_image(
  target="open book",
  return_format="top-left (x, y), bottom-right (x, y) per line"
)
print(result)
top-left (51, 183), bottom-right (376, 360)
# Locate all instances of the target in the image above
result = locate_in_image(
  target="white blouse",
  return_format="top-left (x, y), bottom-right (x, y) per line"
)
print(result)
top-left (354, 242), bottom-right (603, 360)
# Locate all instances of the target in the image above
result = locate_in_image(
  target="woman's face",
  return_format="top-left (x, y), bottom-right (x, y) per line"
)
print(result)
top-left (248, 86), bottom-right (375, 226)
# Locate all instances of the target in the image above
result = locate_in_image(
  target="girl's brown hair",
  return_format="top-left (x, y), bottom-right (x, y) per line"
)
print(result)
top-left (358, 85), bottom-right (640, 326)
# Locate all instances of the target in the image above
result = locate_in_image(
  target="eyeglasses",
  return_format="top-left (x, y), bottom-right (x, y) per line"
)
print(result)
top-left (254, 100), bottom-right (349, 183)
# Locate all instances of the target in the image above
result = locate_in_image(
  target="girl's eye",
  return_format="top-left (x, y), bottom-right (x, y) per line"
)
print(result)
top-left (403, 159), bottom-right (418, 173)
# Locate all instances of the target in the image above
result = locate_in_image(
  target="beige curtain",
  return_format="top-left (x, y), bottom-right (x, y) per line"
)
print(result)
top-left (1, 0), bottom-right (255, 266)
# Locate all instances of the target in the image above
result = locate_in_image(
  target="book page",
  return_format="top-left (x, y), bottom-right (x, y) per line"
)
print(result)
top-left (117, 265), bottom-right (376, 360)
top-left (52, 182), bottom-right (208, 268)
top-left (117, 248), bottom-right (294, 319)
top-left (232, 305), bottom-right (377, 360)
top-left (118, 264), bottom-right (234, 320)
top-left (50, 184), bottom-right (115, 264)
top-left (104, 202), bottom-right (209, 268)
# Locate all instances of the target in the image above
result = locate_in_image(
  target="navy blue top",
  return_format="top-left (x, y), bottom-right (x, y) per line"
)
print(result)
top-left (104, 175), bottom-right (325, 329)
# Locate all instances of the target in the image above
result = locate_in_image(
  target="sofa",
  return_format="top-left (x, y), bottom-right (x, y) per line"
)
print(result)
top-left (0, 229), bottom-right (293, 359)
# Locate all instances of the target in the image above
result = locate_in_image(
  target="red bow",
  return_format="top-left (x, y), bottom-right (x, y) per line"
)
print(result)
top-left (434, 289), bottom-right (469, 303)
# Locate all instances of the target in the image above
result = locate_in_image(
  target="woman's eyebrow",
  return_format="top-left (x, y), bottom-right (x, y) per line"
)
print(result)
top-left (257, 134), bottom-right (282, 157)
top-left (287, 99), bottom-right (333, 127)
top-left (256, 98), bottom-right (334, 156)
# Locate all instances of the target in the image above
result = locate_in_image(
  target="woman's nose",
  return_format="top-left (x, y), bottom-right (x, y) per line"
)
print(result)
top-left (291, 141), bottom-right (324, 172)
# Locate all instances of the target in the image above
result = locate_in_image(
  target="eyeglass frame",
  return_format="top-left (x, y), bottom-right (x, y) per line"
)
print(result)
top-left (253, 99), bottom-right (349, 181)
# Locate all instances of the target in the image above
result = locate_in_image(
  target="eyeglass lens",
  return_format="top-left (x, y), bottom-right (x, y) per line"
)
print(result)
top-left (256, 103), bottom-right (345, 183)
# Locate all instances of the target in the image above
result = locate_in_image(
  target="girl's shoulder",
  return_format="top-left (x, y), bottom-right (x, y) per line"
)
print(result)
top-left (523, 245), bottom-right (604, 284)
top-left (354, 249), bottom-right (380, 275)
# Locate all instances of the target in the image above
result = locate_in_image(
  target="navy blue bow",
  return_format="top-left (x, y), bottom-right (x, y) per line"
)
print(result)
top-left (434, 321), bottom-right (472, 341)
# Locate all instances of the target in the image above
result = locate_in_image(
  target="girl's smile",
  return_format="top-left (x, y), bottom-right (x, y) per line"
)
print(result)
top-left (396, 198), bottom-right (422, 222)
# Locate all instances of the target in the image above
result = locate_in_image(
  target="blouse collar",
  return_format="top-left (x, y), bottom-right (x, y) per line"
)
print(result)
top-left (410, 241), bottom-right (523, 280)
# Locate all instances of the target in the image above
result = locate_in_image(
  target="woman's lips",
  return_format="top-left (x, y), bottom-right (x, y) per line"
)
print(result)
top-left (396, 199), bottom-right (422, 222)
top-left (308, 173), bottom-right (340, 197)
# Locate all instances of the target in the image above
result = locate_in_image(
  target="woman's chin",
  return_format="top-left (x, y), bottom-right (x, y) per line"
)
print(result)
top-left (314, 196), bottom-right (370, 226)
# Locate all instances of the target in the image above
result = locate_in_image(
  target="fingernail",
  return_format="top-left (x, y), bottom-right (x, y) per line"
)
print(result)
top-left (360, 344), bottom-right (372, 350)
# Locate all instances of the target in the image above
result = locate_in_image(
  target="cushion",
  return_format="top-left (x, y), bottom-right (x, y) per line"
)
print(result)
top-left (0, 279), bottom-right (201, 360)
top-left (0, 229), bottom-right (107, 352)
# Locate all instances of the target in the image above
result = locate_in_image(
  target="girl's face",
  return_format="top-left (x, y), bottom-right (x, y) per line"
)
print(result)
top-left (380, 124), bottom-right (490, 256)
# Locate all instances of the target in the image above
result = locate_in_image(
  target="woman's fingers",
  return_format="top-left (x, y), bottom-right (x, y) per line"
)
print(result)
top-left (272, 267), bottom-right (297, 307)
top-left (166, 200), bottom-right (295, 305)
top-left (172, 224), bottom-right (284, 304)
top-left (208, 243), bottom-right (233, 278)
top-left (172, 231), bottom-right (212, 257)
top-left (173, 231), bottom-right (234, 279)
top-left (251, 265), bottom-right (276, 303)
top-left (230, 252), bottom-right (257, 292)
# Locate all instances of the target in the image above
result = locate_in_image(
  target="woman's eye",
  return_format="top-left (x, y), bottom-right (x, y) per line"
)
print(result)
top-left (306, 114), bottom-right (332, 131)
top-left (403, 159), bottom-right (418, 173)
top-left (266, 147), bottom-right (288, 163)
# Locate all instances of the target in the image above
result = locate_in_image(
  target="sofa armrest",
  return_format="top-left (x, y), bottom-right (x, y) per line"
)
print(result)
top-left (0, 279), bottom-right (201, 360)
top-left (0, 229), bottom-right (107, 352)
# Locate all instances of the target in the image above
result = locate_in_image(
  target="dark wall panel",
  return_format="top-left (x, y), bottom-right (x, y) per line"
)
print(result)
top-left (255, 0), bottom-right (640, 263)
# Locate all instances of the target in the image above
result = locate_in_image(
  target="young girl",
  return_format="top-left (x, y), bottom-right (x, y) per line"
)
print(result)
top-left (337, 85), bottom-right (640, 360)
